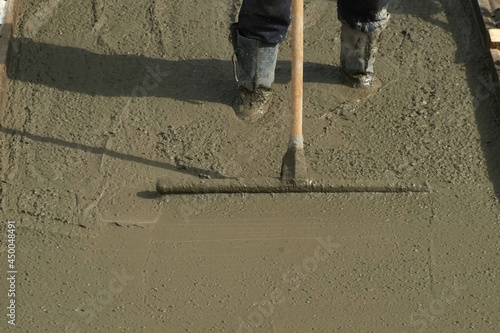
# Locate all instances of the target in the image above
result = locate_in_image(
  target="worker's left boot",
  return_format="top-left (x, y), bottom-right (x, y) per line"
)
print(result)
top-left (230, 23), bottom-right (279, 122)
top-left (340, 23), bottom-right (384, 89)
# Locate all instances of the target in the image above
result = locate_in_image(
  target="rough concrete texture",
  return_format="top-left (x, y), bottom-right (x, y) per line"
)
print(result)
top-left (1, 0), bottom-right (500, 332)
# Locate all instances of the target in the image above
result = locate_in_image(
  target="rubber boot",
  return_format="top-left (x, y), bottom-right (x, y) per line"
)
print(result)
top-left (340, 23), bottom-right (383, 89)
top-left (230, 23), bottom-right (279, 122)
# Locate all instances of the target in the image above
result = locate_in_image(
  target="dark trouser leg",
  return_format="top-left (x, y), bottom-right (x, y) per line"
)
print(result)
top-left (238, 0), bottom-right (292, 44)
top-left (338, 0), bottom-right (389, 32)
top-left (337, 0), bottom-right (390, 88)
top-left (230, 0), bottom-right (291, 121)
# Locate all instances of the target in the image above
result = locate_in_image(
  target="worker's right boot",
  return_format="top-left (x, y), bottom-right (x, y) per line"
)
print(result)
top-left (340, 23), bottom-right (383, 89)
top-left (230, 23), bottom-right (279, 122)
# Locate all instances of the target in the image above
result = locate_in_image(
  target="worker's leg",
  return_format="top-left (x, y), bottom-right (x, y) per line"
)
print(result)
top-left (230, 0), bottom-right (292, 121)
top-left (338, 0), bottom-right (389, 32)
top-left (238, 0), bottom-right (292, 44)
top-left (337, 0), bottom-right (390, 88)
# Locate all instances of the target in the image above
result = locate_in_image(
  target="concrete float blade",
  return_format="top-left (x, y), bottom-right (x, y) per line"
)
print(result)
top-left (156, 174), bottom-right (429, 195)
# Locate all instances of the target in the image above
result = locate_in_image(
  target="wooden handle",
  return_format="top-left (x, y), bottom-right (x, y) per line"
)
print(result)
top-left (291, 0), bottom-right (304, 137)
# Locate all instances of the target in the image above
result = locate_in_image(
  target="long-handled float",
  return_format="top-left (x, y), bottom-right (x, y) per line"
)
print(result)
top-left (156, 0), bottom-right (428, 195)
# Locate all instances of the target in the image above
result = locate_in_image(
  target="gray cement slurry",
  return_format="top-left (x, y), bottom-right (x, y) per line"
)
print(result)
top-left (2, 0), bottom-right (500, 332)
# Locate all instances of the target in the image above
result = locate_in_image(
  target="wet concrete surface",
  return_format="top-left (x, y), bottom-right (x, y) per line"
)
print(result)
top-left (1, 0), bottom-right (500, 332)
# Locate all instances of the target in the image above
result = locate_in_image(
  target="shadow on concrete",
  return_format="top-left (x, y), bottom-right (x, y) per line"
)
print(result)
top-left (7, 0), bottom-right (500, 199)
top-left (2, 38), bottom-right (342, 191)
top-left (7, 38), bottom-right (340, 106)
top-left (438, 0), bottom-right (500, 200)
top-left (0, 126), bottom-right (231, 180)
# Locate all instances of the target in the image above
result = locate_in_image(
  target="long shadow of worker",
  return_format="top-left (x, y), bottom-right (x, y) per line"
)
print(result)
top-left (8, 37), bottom-right (238, 104)
top-left (4, 37), bottom-right (339, 183)
top-left (3, 40), bottom-right (246, 180)
top-left (10, 0), bottom-right (500, 199)
top-left (7, 37), bottom-right (337, 104)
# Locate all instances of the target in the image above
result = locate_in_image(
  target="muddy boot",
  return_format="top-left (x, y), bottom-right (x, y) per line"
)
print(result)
top-left (230, 23), bottom-right (279, 122)
top-left (340, 23), bottom-right (383, 89)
